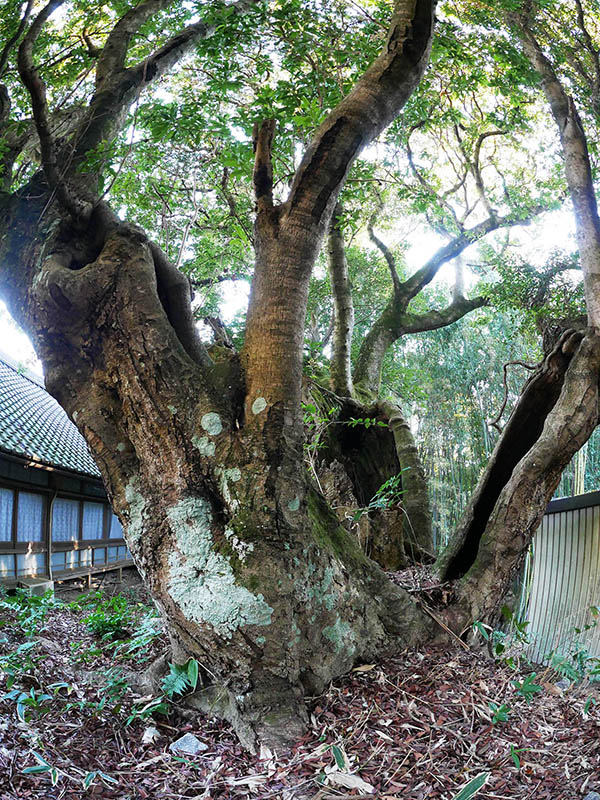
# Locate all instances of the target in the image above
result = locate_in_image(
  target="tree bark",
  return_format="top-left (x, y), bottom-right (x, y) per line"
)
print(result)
top-left (436, 329), bottom-right (583, 582)
top-left (0, 184), bottom-right (432, 751)
top-left (327, 207), bottom-right (354, 397)
top-left (514, 11), bottom-right (600, 330)
top-left (428, 7), bottom-right (600, 637)
top-left (380, 401), bottom-right (434, 561)
top-left (0, 0), bottom-right (440, 751)
top-left (441, 331), bottom-right (600, 633)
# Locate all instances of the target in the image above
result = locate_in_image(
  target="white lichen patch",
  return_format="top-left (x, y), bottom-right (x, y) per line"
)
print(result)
top-left (167, 404), bottom-right (178, 415)
top-left (287, 496), bottom-right (300, 512)
top-left (117, 442), bottom-right (126, 452)
top-left (167, 497), bottom-right (272, 639)
top-left (192, 435), bottom-right (216, 458)
top-left (124, 476), bottom-right (146, 548)
top-left (201, 412), bottom-right (223, 436)
top-left (224, 526), bottom-right (254, 561)
top-left (251, 397), bottom-right (267, 415)
top-left (216, 467), bottom-right (242, 511)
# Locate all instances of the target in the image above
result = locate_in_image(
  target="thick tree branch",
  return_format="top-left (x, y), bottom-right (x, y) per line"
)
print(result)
top-left (400, 295), bottom-right (487, 334)
top-left (490, 360), bottom-right (537, 433)
top-left (354, 292), bottom-right (486, 394)
top-left (95, 0), bottom-right (173, 87)
top-left (75, 0), bottom-right (260, 164)
top-left (150, 241), bottom-right (213, 370)
top-left (379, 399), bottom-right (433, 559)
top-left (252, 119), bottom-right (276, 212)
top-left (401, 209), bottom-right (541, 301)
top-left (327, 206), bottom-right (355, 397)
top-left (242, 1), bottom-right (436, 431)
top-left (0, 0), bottom-right (34, 80)
top-left (204, 315), bottom-right (235, 349)
top-left (285, 0), bottom-right (436, 229)
top-left (0, 84), bottom-right (11, 140)
top-left (18, 0), bottom-right (92, 219)
top-left (574, 0), bottom-right (600, 112)
top-left (514, 12), bottom-right (600, 328)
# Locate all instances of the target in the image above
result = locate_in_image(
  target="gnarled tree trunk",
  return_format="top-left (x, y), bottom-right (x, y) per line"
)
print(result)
top-left (436, 6), bottom-right (600, 634)
top-left (0, 0), bottom-right (438, 751)
top-left (0, 186), bottom-right (432, 750)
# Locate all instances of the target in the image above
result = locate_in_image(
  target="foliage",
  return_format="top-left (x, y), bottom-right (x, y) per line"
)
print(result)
top-left (112, 608), bottom-right (163, 661)
top-left (161, 658), bottom-right (200, 699)
top-left (352, 471), bottom-right (406, 522)
top-left (0, 589), bottom-right (61, 638)
top-left (81, 594), bottom-right (134, 641)
top-left (0, 639), bottom-right (41, 689)
top-left (451, 772), bottom-right (490, 800)
top-left (488, 701), bottom-right (511, 724)
top-left (511, 672), bottom-right (543, 703)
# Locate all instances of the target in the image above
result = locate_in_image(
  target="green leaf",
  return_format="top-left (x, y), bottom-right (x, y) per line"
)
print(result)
top-left (451, 772), bottom-right (490, 800)
top-left (30, 750), bottom-right (50, 767)
top-left (331, 744), bottom-right (346, 770)
top-left (187, 658), bottom-right (199, 691)
top-left (83, 771), bottom-right (97, 789)
top-left (584, 697), bottom-right (598, 714)
top-left (510, 744), bottom-right (521, 769)
top-left (161, 666), bottom-right (189, 699)
top-left (472, 621), bottom-right (489, 641)
top-left (98, 771), bottom-right (119, 785)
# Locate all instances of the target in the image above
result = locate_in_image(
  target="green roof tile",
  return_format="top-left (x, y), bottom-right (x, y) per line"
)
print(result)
top-left (0, 354), bottom-right (100, 478)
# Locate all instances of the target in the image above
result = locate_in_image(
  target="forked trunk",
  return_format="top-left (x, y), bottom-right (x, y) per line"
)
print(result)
top-left (0, 187), bottom-right (432, 751)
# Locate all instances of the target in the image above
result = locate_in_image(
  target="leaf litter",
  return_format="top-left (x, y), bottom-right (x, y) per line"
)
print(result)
top-left (0, 572), bottom-right (599, 799)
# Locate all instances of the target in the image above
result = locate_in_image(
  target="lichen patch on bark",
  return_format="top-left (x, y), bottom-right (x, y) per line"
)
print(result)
top-left (124, 477), bottom-right (147, 548)
top-left (251, 397), bottom-right (268, 415)
top-left (216, 467), bottom-right (242, 512)
top-left (200, 412), bottom-right (223, 436)
top-left (192, 434), bottom-right (216, 457)
top-left (224, 526), bottom-right (255, 562)
top-left (166, 497), bottom-right (273, 639)
top-left (323, 618), bottom-right (355, 654)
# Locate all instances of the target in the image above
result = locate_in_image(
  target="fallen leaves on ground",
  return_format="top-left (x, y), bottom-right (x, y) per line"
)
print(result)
top-left (1, 576), bottom-right (599, 799)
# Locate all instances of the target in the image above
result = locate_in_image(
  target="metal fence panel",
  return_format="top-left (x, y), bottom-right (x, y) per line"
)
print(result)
top-left (524, 499), bottom-right (600, 663)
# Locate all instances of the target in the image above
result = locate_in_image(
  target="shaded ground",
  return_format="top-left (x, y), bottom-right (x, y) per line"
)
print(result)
top-left (0, 571), bottom-right (599, 799)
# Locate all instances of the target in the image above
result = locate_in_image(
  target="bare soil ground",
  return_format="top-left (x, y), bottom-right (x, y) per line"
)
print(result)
top-left (1, 569), bottom-right (599, 799)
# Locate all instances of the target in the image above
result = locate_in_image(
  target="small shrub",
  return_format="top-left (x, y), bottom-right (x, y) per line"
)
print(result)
top-left (83, 594), bottom-right (134, 640)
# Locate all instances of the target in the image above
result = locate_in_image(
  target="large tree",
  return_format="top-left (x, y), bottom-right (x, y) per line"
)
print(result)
top-left (436, 0), bottom-right (600, 628)
top-left (0, 0), bottom-right (598, 752)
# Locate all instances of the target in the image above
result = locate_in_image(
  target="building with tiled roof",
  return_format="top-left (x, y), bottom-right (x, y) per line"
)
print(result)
top-left (0, 354), bottom-right (100, 478)
top-left (0, 352), bottom-right (131, 584)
